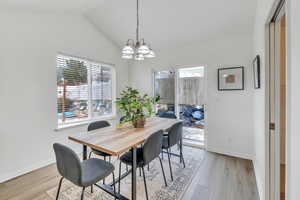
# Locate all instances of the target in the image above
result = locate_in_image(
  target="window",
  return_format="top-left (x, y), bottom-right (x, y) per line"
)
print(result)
top-left (153, 70), bottom-right (175, 116)
top-left (56, 54), bottom-right (115, 128)
top-left (178, 66), bottom-right (204, 78)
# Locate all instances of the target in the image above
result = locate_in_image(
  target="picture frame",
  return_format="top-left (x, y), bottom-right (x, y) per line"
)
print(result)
top-left (253, 55), bottom-right (261, 89)
top-left (218, 66), bottom-right (244, 91)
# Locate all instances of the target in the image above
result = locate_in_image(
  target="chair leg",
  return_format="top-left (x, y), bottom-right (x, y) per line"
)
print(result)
top-left (103, 156), bottom-right (106, 184)
top-left (179, 143), bottom-right (182, 163)
top-left (147, 164), bottom-right (150, 171)
top-left (139, 167), bottom-right (141, 177)
top-left (180, 151), bottom-right (182, 163)
top-left (55, 177), bottom-right (64, 200)
top-left (166, 149), bottom-right (174, 181)
top-left (81, 187), bottom-right (86, 200)
top-left (141, 167), bottom-right (149, 200)
top-left (112, 172), bottom-right (117, 200)
top-left (90, 153), bottom-right (94, 193)
top-left (180, 142), bottom-right (186, 168)
top-left (181, 153), bottom-right (186, 168)
top-left (158, 157), bottom-right (167, 187)
top-left (118, 162), bottom-right (122, 194)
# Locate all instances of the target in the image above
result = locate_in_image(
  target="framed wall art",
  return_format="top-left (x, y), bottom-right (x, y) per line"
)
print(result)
top-left (253, 55), bottom-right (261, 89)
top-left (218, 66), bottom-right (244, 91)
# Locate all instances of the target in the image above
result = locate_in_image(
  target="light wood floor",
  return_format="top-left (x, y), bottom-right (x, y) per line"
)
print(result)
top-left (0, 150), bottom-right (259, 200)
top-left (181, 151), bottom-right (259, 200)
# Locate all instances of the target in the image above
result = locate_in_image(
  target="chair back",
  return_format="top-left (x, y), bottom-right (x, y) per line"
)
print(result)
top-left (142, 130), bottom-right (164, 165)
top-left (167, 122), bottom-right (183, 147)
top-left (53, 143), bottom-right (82, 185)
top-left (88, 120), bottom-right (110, 132)
top-left (159, 112), bottom-right (177, 119)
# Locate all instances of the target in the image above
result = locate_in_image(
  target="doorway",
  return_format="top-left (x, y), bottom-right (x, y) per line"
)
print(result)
top-left (153, 67), bottom-right (206, 148)
top-left (268, 1), bottom-right (286, 200)
top-left (176, 67), bottom-right (206, 148)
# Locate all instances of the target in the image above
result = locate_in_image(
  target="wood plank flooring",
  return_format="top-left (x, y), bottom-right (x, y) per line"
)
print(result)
top-left (0, 150), bottom-right (259, 200)
top-left (181, 151), bottom-right (259, 200)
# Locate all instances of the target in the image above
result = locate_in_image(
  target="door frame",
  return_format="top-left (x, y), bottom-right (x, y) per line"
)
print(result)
top-left (266, 1), bottom-right (286, 200)
top-left (152, 65), bottom-right (208, 148)
top-left (175, 66), bottom-right (208, 148)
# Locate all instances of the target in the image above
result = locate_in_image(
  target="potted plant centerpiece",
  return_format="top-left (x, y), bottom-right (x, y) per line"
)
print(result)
top-left (116, 87), bottom-right (159, 128)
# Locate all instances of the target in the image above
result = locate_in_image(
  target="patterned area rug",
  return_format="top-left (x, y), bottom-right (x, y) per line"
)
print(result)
top-left (47, 146), bottom-right (204, 200)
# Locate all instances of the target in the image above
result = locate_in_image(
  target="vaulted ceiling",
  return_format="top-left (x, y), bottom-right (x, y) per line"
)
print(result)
top-left (86, 0), bottom-right (257, 51)
top-left (0, 0), bottom-right (105, 14)
top-left (0, 0), bottom-right (257, 51)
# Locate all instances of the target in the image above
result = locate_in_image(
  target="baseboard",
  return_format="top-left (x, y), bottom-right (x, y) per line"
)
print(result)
top-left (0, 158), bottom-right (55, 183)
top-left (253, 160), bottom-right (263, 200)
top-left (206, 147), bottom-right (253, 160)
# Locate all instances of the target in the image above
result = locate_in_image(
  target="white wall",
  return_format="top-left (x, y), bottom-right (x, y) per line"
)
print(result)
top-left (0, 10), bottom-right (129, 182)
top-left (129, 33), bottom-right (254, 160)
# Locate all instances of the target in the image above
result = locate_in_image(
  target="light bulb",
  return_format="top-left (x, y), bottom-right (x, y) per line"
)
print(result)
top-left (134, 53), bottom-right (144, 61)
top-left (137, 40), bottom-right (150, 54)
top-left (122, 45), bottom-right (134, 55)
top-left (122, 54), bottom-right (133, 59)
top-left (144, 49), bottom-right (155, 58)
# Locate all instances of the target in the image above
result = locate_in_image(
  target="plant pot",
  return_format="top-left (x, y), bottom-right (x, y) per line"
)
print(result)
top-left (132, 117), bottom-right (145, 128)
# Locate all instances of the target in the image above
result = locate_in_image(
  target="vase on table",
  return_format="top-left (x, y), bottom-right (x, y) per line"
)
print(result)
top-left (132, 117), bottom-right (145, 128)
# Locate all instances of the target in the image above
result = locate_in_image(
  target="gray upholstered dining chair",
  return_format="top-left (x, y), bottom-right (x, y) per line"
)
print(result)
top-left (88, 120), bottom-right (111, 161)
top-left (118, 130), bottom-right (167, 200)
top-left (53, 143), bottom-right (116, 200)
top-left (87, 120), bottom-right (112, 190)
top-left (162, 122), bottom-right (185, 181)
top-left (158, 113), bottom-right (179, 160)
top-left (159, 112), bottom-right (177, 119)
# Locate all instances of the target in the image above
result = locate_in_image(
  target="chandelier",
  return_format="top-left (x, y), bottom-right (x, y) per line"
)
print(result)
top-left (121, 0), bottom-right (155, 60)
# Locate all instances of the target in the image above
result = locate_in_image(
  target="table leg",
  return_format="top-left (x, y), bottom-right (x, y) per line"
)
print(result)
top-left (83, 145), bottom-right (87, 160)
top-left (131, 147), bottom-right (137, 200)
top-left (180, 137), bottom-right (183, 163)
top-left (180, 136), bottom-right (186, 168)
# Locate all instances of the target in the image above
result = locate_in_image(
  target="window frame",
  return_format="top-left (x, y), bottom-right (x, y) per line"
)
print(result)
top-left (56, 54), bottom-right (116, 130)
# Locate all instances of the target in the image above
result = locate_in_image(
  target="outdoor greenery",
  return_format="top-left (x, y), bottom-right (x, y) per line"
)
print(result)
top-left (116, 87), bottom-right (160, 126)
top-left (57, 59), bottom-right (88, 118)
top-left (64, 60), bottom-right (88, 85)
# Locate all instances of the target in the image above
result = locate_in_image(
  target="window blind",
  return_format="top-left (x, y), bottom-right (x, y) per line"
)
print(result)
top-left (56, 55), bottom-right (114, 127)
top-left (90, 63), bottom-right (113, 118)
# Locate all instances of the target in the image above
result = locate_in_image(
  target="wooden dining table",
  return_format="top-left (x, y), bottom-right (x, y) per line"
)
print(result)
top-left (69, 117), bottom-right (179, 200)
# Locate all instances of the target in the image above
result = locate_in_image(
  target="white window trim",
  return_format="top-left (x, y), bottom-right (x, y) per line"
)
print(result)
top-left (54, 114), bottom-right (117, 131)
top-left (55, 54), bottom-right (117, 131)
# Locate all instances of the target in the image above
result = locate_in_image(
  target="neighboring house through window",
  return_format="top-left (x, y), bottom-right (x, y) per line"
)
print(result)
top-left (56, 54), bottom-right (116, 129)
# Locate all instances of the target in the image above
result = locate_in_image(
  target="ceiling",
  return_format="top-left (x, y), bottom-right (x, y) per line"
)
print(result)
top-left (0, 0), bottom-right (105, 14)
top-left (0, 0), bottom-right (257, 51)
top-left (86, 0), bottom-right (257, 50)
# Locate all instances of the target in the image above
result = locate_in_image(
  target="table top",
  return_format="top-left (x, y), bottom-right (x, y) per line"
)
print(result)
top-left (69, 117), bottom-right (179, 156)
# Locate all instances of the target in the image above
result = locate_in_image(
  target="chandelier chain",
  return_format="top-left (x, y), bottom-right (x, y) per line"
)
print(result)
top-left (136, 0), bottom-right (139, 42)
top-left (122, 0), bottom-right (155, 60)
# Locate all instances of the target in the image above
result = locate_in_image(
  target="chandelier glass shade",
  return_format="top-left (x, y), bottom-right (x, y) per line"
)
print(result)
top-left (121, 0), bottom-right (155, 60)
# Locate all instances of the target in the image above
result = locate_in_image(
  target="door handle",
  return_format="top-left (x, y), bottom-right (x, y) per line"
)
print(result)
top-left (270, 123), bottom-right (275, 130)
